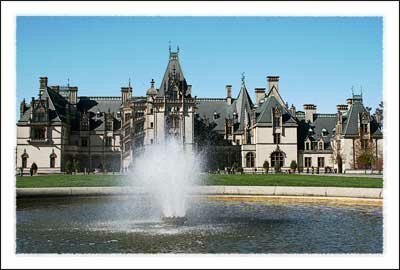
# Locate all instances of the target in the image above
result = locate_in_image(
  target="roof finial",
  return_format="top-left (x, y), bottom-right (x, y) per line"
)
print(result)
top-left (177, 45), bottom-right (179, 53)
top-left (360, 85), bottom-right (363, 96)
top-left (128, 77), bottom-right (131, 88)
top-left (151, 78), bottom-right (155, 88)
top-left (351, 85), bottom-right (354, 96)
top-left (241, 72), bottom-right (245, 85)
top-left (67, 78), bottom-right (70, 87)
top-left (169, 40), bottom-right (171, 53)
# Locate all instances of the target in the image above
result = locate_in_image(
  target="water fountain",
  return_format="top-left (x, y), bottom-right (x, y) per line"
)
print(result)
top-left (128, 138), bottom-right (202, 225)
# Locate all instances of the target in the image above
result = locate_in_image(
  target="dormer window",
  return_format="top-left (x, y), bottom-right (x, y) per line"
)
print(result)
top-left (116, 112), bottom-right (121, 119)
top-left (81, 120), bottom-right (89, 131)
top-left (80, 112), bottom-right (89, 131)
top-left (97, 111), bottom-right (101, 118)
top-left (321, 128), bottom-right (327, 137)
top-left (318, 141), bottom-right (323, 150)
top-left (361, 123), bottom-right (368, 133)
top-left (213, 111), bottom-right (219, 120)
top-left (105, 120), bottom-right (113, 131)
top-left (273, 107), bottom-right (281, 127)
top-left (305, 141), bottom-right (310, 150)
top-left (360, 112), bottom-right (369, 134)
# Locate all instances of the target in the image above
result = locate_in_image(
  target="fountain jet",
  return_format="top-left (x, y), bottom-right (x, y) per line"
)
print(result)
top-left (129, 138), bottom-right (201, 223)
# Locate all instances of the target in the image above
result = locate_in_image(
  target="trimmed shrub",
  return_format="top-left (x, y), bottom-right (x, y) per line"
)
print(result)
top-left (274, 162), bottom-right (281, 173)
top-left (290, 160), bottom-right (297, 173)
top-left (263, 160), bottom-right (269, 174)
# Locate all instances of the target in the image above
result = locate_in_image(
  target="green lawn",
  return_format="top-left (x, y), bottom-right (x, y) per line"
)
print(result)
top-left (16, 173), bottom-right (383, 188)
top-left (203, 174), bottom-right (383, 188)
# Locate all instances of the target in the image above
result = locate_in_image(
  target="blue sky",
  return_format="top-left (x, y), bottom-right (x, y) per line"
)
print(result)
top-left (17, 16), bottom-right (382, 114)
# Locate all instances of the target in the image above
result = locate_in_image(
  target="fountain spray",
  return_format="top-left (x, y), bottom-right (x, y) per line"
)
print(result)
top-left (129, 138), bottom-right (202, 225)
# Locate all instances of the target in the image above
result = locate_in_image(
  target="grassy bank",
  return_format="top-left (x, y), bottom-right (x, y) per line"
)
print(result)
top-left (204, 174), bottom-right (383, 188)
top-left (16, 173), bottom-right (383, 188)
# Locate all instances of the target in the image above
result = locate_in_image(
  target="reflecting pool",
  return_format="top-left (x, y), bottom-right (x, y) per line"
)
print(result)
top-left (16, 196), bottom-right (382, 253)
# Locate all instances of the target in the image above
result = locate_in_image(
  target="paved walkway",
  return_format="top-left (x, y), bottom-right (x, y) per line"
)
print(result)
top-left (16, 186), bottom-right (383, 199)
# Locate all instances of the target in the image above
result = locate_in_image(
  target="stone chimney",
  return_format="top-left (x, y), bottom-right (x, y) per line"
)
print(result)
top-left (267, 76), bottom-right (279, 92)
top-left (69, 86), bottom-right (78, 104)
top-left (255, 88), bottom-right (266, 105)
top-left (336, 104), bottom-right (348, 114)
top-left (290, 104), bottom-right (296, 116)
top-left (39, 77), bottom-right (48, 96)
top-left (121, 85), bottom-right (132, 104)
top-left (226, 85), bottom-right (232, 105)
top-left (303, 104), bottom-right (317, 123)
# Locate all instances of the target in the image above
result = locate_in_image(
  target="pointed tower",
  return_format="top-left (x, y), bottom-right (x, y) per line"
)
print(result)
top-left (158, 47), bottom-right (189, 98)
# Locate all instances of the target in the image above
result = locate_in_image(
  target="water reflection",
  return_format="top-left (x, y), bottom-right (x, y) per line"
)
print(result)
top-left (16, 196), bottom-right (382, 253)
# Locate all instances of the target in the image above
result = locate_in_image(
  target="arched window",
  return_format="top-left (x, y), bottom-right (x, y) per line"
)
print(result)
top-left (271, 151), bottom-right (284, 167)
top-left (246, 152), bottom-right (255, 168)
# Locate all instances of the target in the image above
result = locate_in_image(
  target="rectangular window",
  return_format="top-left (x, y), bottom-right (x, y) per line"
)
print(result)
top-left (236, 139), bottom-right (240, 145)
top-left (361, 139), bottom-right (369, 150)
top-left (318, 142), bottom-right (323, 150)
top-left (305, 142), bottom-right (310, 150)
top-left (105, 137), bottom-right (112, 146)
top-left (105, 121), bottom-right (113, 131)
top-left (273, 133), bottom-right (281, 144)
top-left (337, 140), bottom-right (341, 151)
top-left (81, 121), bottom-right (89, 131)
top-left (273, 116), bottom-right (281, 127)
top-left (318, 157), bottom-right (325, 168)
top-left (150, 122), bottom-right (154, 128)
top-left (305, 157), bottom-right (311, 168)
top-left (361, 123), bottom-right (368, 133)
top-left (226, 126), bottom-right (232, 136)
top-left (31, 127), bottom-right (46, 140)
top-left (150, 139), bottom-right (154, 144)
top-left (81, 137), bottom-right (88, 147)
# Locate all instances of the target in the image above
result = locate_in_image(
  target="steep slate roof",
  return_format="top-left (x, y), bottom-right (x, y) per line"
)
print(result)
top-left (76, 96), bottom-right (122, 131)
top-left (297, 114), bottom-right (336, 150)
top-left (233, 83), bottom-right (254, 132)
top-left (18, 87), bottom-right (69, 124)
top-left (158, 51), bottom-right (188, 97)
top-left (255, 95), bottom-right (297, 126)
top-left (341, 98), bottom-right (382, 138)
top-left (195, 98), bottom-right (234, 132)
top-left (195, 83), bottom-right (255, 133)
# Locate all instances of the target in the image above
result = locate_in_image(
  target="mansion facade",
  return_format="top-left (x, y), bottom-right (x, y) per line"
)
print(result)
top-left (16, 48), bottom-right (383, 174)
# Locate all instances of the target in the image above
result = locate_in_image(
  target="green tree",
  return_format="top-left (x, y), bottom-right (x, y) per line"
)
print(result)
top-left (290, 160), bottom-right (297, 173)
top-left (73, 159), bottom-right (80, 174)
top-left (263, 160), bottom-right (269, 174)
top-left (65, 160), bottom-right (72, 174)
top-left (357, 148), bottom-right (376, 173)
top-left (274, 162), bottom-right (281, 173)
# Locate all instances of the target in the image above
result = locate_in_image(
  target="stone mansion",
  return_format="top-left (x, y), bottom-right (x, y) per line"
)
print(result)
top-left (16, 48), bottom-right (383, 174)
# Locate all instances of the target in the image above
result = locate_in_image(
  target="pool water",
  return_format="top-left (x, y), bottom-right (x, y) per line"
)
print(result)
top-left (16, 196), bottom-right (383, 253)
